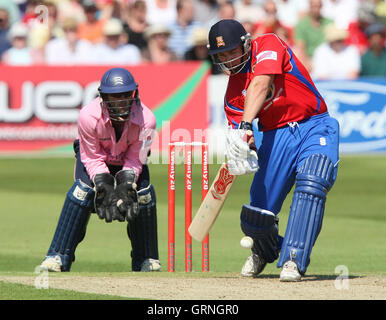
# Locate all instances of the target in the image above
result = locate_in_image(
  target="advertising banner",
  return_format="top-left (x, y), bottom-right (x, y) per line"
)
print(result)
top-left (208, 76), bottom-right (386, 154)
top-left (0, 62), bottom-right (210, 155)
top-left (315, 79), bottom-right (386, 153)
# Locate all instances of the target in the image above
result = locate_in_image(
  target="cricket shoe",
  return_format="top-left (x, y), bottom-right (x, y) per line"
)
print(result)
top-left (280, 260), bottom-right (301, 282)
top-left (140, 258), bottom-right (161, 272)
top-left (40, 255), bottom-right (62, 272)
top-left (241, 253), bottom-right (267, 277)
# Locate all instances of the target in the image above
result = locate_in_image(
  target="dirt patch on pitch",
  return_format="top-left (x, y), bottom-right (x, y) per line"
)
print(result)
top-left (1, 274), bottom-right (385, 300)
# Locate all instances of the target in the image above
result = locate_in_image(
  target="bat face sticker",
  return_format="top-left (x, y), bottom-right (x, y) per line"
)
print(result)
top-left (211, 165), bottom-right (234, 200)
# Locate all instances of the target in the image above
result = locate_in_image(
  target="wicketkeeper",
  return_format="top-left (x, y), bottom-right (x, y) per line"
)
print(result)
top-left (207, 19), bottom-right (340, 281)
top-left (40, 67), bottom-right (160, 272)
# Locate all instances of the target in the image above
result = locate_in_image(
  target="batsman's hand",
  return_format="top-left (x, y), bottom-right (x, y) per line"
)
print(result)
top-left (93, 173), bottom-right (123, 223)
top-left (115, 169), bottom-right (139, 221)
top-left (226, 127), bottom-right (259, 175)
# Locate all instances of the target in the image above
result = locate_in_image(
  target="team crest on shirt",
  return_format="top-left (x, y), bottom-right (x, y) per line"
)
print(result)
top-left (216, 36), bottom-right (225, 47)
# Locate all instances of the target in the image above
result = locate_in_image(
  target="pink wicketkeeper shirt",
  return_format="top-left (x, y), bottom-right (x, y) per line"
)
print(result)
top-left (77, 97), bottom-right (156, 181)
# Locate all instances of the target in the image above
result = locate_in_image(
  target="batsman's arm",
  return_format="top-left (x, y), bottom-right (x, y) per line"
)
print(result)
top-left (242, 74), bottom-right (274, 124)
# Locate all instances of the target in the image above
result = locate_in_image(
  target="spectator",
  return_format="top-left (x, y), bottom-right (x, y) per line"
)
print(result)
top-left (28, 0), bottom-right (58, 56)
top-left (312, 23), bottom-right (360, 80)
top-left (360, 23), bottom-right (386, 77)
top-left (57, 0), bottom-right (86, 24)
top-left (0, 0), bottom-right (21, 25)
top-left (0, 7), bottom-right (11, 59)
top-left (45, 17), bottom-right (93, 65)
top-left (374, 0), bottom-right (386, 25)
top-left (346, 1), bottom-right (377, 55)
top-left (192, 0), bottom-right (218, 28)
top-left (321, 0), bottom-right (359, 30)
top-left (94, 0), bottom-right (120, 20)
top-left (28, 22), bottom-right (50, 59)
top-left (168, 0), bottom-right (201, 59)
top-left (77, 0), bottom-right (106, 44)
top-left (234, 0), bottom-right (265, 26)
top-left (275, 0), bottom-right (308, 29)
top-left (142, 23), bottom-right (178, 63)
top-left (294, 0), bottom-right (333, 72)
top-left (184, 26), bottom-right (207, 60)
top-left (92, 18), bottom-right (142, 65)
top-left (184, 26), bottom-right (221, 74)
top-left (218, 0), bottom-right (236, 20)
top-left (122, 0), bottom-right (148, 50)
top-left (252, 0), bottom-right (294, 45)
top-left (44, 0), bottom-right (64, 39)
top-left (2, 22), bottom-right (43, 65)
top-left (21, 0), bottom-right (43, 27)
top-left (145, 0), bottom-right (177, 26)
top-left (240, 17), bottom-right (255, 36)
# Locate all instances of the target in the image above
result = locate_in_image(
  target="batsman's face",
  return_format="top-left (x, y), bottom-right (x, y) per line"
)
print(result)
top-left (217, 46), bottom-right (243, 69)
top-left (215, 45), bottom-right (249, 75)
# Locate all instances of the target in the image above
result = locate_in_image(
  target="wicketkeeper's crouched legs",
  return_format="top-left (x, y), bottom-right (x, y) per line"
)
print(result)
top-left (127, 184), bottom-right (160, 271)
top-left (42, 180), bottom-right (94, 271)
top-left (277, 154), bottom-right (336, 276)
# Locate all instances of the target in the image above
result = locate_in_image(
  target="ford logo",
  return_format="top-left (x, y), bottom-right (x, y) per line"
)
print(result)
top-left (316, 80), bottom-right (386, 153)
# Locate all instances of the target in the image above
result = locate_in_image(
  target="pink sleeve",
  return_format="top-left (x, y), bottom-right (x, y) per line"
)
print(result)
top-left (78, 110), bottom-right (109, 180)
top-left (123, 106), bottom-right (157, 179)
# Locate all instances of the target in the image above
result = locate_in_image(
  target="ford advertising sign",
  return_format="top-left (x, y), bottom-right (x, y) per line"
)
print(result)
top-left (316, 79), bottom-right (386, 153)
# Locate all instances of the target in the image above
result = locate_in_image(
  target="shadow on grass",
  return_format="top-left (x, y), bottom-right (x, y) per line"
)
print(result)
top-left (0, 253), bottom-right (131, 274)
top-left (251, 274), bottom-right (362, 281)
top-left (301, 274), bottom-right (361, 281)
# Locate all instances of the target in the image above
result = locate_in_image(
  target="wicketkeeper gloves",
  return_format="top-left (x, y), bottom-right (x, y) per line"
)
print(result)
top-left (93, 170), bottom-right (139, 223)
top-left (115, 169), bottom-right (139, 221)
top-left (93, 173), bottom-right (123, 223)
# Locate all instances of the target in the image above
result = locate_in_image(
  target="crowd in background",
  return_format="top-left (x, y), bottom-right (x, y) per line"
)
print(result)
top-left (0, 0), bottom-right (385, 79)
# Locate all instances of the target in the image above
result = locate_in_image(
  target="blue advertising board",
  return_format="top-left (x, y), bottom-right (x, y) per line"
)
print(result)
top-left (316, 79), bottom-right (386, 153)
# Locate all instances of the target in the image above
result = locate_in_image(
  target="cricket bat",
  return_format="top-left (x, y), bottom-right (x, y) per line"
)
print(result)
top-left (188, 163), bottom-right (236, 242)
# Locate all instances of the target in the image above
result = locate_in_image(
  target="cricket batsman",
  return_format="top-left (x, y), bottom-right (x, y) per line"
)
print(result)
top-left (40, 67), bottom-right (161, 272)
top-left (207, 19), bottom-right (340, 281)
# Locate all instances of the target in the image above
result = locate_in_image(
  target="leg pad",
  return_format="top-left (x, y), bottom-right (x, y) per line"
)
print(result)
top-left (240, 205), bottom-right (281, 263)
top-left (127, 184), bottom-right (159, 271)
top-left (277, 154), bottom-right (335, 273)
top-left (46, 180), bottom-right (94, 271)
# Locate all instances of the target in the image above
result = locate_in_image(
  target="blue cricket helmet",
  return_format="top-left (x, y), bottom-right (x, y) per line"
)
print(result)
top-left (208, 19), bottom-right (248, 55)
top-left (207, 19), bottom-right (251, 74)
top-left (98, 67), bottom-right (138, 94)
top-left (98, 68), bottom-right (140, 122)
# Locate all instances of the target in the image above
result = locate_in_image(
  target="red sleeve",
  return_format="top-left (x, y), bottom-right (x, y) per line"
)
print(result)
top-left (252, 35), bottom-right (288, 76)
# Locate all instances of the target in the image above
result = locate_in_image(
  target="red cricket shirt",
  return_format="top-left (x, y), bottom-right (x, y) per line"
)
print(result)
top-left (224, 33), bottom-right (327, 131)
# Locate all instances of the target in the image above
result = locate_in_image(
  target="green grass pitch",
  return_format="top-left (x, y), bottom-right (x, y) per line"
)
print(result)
top-left (0, 154), bottom-right (385, 299)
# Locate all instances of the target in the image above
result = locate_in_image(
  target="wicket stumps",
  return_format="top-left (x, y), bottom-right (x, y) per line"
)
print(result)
top-left (168, 142), bottom-right (209, 272)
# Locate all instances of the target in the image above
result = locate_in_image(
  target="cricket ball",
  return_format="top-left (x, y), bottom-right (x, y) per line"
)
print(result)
top-left (240, 236), bottom-right (253, 249)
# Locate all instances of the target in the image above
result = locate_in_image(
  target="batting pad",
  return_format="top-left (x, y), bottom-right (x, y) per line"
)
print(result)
top-left (46, 180), bottom-right (94, 271)
top-left (277, 154), bottom-right (335, 274)
top-left (240, 205), bottom-right (281, 263)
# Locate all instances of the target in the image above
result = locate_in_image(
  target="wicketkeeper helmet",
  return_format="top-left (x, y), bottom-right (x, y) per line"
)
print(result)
top-left (98, 68), bottom-right (140, 122)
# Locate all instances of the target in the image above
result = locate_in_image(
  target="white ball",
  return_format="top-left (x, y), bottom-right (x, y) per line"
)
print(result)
top-left (240, 236), bottom-right (253, 249)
